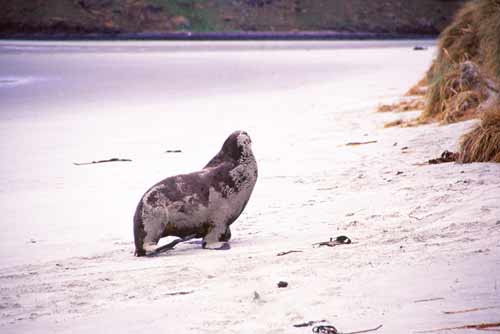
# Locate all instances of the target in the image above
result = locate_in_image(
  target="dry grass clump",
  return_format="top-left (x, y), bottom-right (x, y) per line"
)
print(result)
top-left (421, 0), bottom-right (500, 123)
top-left (440, 61), bottom-right (487, 122)
top-left (384, 119), bottom-right (404, 128)
top-left (384, 118), bottom-right (428, 128)
top-left (377, 98), bottom-right (425, 113)
top-left (459, 105), bottom-right (500, 162)
top-left (405, 77), bottom-right (428, 96)
top-left (443, 88), bottom-right (483, 123)
top-left (378, 78), bottom-right (428, 116)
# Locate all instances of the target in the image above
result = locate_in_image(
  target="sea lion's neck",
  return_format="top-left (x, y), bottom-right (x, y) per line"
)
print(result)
top-left (235, 152), bottom-right (258, 184)
top-left (238, 148), bottom-right (256, 164)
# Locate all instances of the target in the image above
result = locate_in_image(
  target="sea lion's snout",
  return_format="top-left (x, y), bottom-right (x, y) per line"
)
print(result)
top-left (236, 131), bottom-right (253, 150)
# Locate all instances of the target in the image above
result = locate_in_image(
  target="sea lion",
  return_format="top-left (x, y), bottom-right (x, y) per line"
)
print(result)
top-left (133, 130), bottom-right (258, 256)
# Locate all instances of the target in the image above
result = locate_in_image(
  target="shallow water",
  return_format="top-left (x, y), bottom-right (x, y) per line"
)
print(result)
top-left (0, 40), bottom-right (435, 117)
top-left (0, 40), bottom-right (434, 267)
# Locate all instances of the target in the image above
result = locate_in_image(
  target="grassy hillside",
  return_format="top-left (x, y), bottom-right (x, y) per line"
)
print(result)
top-left (0, 0), bottom-right (467, 36)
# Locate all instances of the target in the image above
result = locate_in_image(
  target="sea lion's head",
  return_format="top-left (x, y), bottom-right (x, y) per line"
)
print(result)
top-left (223, 130), bottom-right (253, 161)
top-left (205, 130), bottom-right (254, 168)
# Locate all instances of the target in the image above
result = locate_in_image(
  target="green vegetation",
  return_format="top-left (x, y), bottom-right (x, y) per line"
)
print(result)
top-left (148, 0), bottom-right (219, 32)
top-left (0, 0), bottom-right (466, 35)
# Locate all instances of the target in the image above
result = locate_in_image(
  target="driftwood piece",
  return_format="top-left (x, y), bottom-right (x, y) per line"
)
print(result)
top-left (443, 306), bottom-right (500, 314)
top-left (343, 325), bottom-right (383, 334)
top-left (164, 290), bottom-right (193, 296)
top-left (277, 250), bottom-right (303, 257)
top-left (415, 322), bottom-right (500, 333)
top-left (414, 297), bottom-right (445, 303)
top-left (345, 141), bottom-right (378, 146)
top-left (73, 158), bottom-right (132, 166)
top-left (293, 320), bottom-right (327, 328)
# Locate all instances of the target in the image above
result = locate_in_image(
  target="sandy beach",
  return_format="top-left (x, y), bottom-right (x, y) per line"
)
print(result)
top-left (0, 40), bottom-right (499, 333)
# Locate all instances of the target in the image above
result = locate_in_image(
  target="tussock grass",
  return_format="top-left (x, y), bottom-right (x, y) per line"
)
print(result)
top-left (428, 61), bottom-right (487, 122)
top-left (443, 89), bottom-right (483, 122)
top-left (475, 0), bottom-right (500, 78)
top-left (421, 0), bottom-right (500, 123)
top-left (435, 1), bottom-right (479, 66)
top-left (380, 0), bottom-right (500, 163)
top-left (459, 106), bottom-right (500, 162)
top-left (424, 59), bottom-right (487, 122)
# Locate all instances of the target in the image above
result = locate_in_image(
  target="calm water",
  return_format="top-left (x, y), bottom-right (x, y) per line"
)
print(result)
top-left (0, 40), bottom-right (434, 119)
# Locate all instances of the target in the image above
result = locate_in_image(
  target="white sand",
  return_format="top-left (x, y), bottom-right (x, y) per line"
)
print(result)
top-left (0, 41), bottom-right (499, 333)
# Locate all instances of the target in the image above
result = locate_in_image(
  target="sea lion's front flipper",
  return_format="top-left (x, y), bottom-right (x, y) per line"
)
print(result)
top-left (220, 226), bottom-right (232, 242)
top-left (202, 224), bottom-right (231, 250)
top-left (202, 241), bottom-right (231, 250)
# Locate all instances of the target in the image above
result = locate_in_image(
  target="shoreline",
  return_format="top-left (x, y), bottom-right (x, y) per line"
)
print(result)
top-left (0, 31), bottom-right (438, 41)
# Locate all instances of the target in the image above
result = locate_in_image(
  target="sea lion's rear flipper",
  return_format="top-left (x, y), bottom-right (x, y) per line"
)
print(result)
top-left (148, 234), bottom-right (197, 256)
